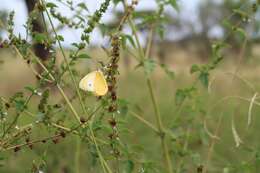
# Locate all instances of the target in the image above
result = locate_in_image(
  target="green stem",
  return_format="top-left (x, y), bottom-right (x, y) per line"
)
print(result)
top-left (32, 52), bottom-right (81, 122)
top-left (89, 122), bottom-right (112, 173)
top-left (75, 136), bottom-right (81, 173)
top-left (128, 17), bottom-right (145, 59)
top-left (2, 94), bottom-right (33, 138)
top-left (130, 111), bottom-right (159, 133)
top-left (41, 0), bottom-right (87, 116)
top-left (147, 79), bottom-right (173, 173)
top-left (128, 15), bottom-right (173, 173)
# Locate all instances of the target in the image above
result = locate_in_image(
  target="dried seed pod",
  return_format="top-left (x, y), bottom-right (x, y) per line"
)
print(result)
top-left (5, 103), bottom-right (10, 109)
top-left (80, 117), bottom-right (87, 124)
top-left (108, 119), bottom-right (117, 127)
top-left (52, 137), bottom-right (60, 144)
top-left (60, 131), bottom-right (66, 138)
top-left (14, 146), bottom-right (21, 152)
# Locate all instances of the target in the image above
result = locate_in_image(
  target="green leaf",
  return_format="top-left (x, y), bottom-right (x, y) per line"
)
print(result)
top-left (118, 99), bottom-right (129, 116)
top-left (233, 9), bottom-right (249, 21)
top-left (46, 2), bottom-right (57, 8)
top-left (191, 153), bottom-right (201, 165)
top-left (15, 100), bottom-right (26, 112)
top-left (199, 72), bottom-right (209, 87)
top-left (123, 34), bottom-right (136, 48)
top-left (160, 64), bottom-right (175, 79)
top-left (77, 2), bottom-right (88, 11)
top-left (235, 27), bottom-right (247, 39)
top-left (34, 33), bottom-right (47, 43)
top-left (113, 0), bottom-right (122, 5)
top-left (168, 0), bottom-right (179, 12)
top-left (36, 112), bottom-right (45, 122)
top-left (77, 53), bottom-right (91, 59)
top-left (175, 87), bottom-right (196, 105)
top-left (24, 86), bottom-right (35, 93)
top-left (56, 35), bottom-right (64, 42)
top-left (125, 160), bottom-right (134, 173)
top-left (143, 59), bottom-right (156, 77)
top-left (175, 89), bottom-right (186, 105)
top-left (156, 25), bottom-right (165, 40)
top-left (190, 64), bottom-right (200, 74)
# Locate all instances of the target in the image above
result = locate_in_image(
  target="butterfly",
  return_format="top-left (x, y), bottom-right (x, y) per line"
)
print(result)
top-left (79, 70), bottom-right (108, 96)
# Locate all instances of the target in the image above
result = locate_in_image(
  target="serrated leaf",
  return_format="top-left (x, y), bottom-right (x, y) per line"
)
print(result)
top-left (77, 2), bottom-right (88, 11)
top-left (113, 0), bottom-right (122, 6)
top-left (199, 72), bottom-right (209, 87)
top-left (34, 33), bottom-right (47, 43)
top-left (15, 100), bottom-right (26, 112)
top-left (175, 89), bottom-right (186, 105)
top-left (36, 112), bottom-right (45, 122)
top-left (77, 53), bottom-right (91, 59)
top-left (24, 86), bottom-right (35, 93)
top-left (168, 0), bottom-right (179, 12)
top-left (125, 160), bottom-right (134, 173)
top-left (190, 64), bottom-right (200, 74)
top-left (233, 9), bottom-right (249, 20)
top-left (235, 27), bottom-right (247, 39)
top-left (175, 87), bottom-right (196, 105)
top-left (46, 2), bottom-right (57, 8)
top-left (143, 59), bottom-right (156, 77)
top-left (156, 25), bottom-right (165, 40)
top-left (124, 34), bottom-right (136, 48)
top-left (160, 64), bottom-right (175, 79)
top-left (56, 35), bottom-right (64, 41)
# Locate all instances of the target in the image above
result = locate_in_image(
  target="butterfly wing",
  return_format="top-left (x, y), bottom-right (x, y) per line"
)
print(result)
top-left (79, 71), bottom-right (96, 92)
top-left (93, 71), bottom-right (108, 96)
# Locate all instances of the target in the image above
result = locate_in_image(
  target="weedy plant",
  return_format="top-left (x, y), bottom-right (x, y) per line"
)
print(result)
top-left (0, 0), bottom-right (260, 173)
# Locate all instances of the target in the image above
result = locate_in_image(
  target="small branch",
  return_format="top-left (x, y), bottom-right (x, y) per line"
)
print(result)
top-left (130, 111), bottom-right (159, 133)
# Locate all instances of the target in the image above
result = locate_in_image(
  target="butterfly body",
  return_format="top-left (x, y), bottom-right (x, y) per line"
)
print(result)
top-left (79, 70), bottom-right (108, 96)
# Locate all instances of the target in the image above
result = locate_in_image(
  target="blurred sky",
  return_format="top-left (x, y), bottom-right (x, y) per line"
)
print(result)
top-left (0, 0), bottom-right (201, 46)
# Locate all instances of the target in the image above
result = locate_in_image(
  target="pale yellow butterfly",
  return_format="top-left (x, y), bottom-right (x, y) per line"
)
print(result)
top-left (79, 70), bottom-right (108, 96)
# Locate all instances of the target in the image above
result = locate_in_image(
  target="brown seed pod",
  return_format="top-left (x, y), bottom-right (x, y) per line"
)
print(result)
top-left (14, 146), bottom-right (21, 152)
top-left (5, 103), bottom-right (10, 109)
top-left (108, 85), bottom-right (113, 91)
top-left (80, 117), bottom-right (87, 124)
top-left (25, 137), bottom-right (30, 143)
top-left (197, 165), bottom-right (203, 173)
top-left (60, 131), bottom-right (66, 138)
top-left (28, 144), bottom-right (33, 150)
top-left (108, 119), bottom-right (117, 127)
top-left (52, 137), bottom-right (60, 144)
top-left (108, 105), bottom-right (117, 112)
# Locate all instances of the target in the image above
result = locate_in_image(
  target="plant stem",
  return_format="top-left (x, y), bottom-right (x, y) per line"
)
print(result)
top-left (75, 136), bottom-right (81, 173)
top-left (40, 0), bottom-right (87, 116)
top-left (89, 122), bottom-right (113, 173)
top-left (31, 52), bottom-right (81, 122)
top-left (130, 111), bottom-right (159, 133)
top-left (12, 45), bottom-right (81, 122)
top-left (2, 93), bottom-right (33, 138)
top-left (128, 18), bottom-right (145, 59)
top-left (203, 115), bottom-right (223, 173)
top-left (128, 15), bottom-right (173, 173)
top-left (147, 79), bottom-right (173, 173)
top-left (40, 3), bottom-right (112, 172)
